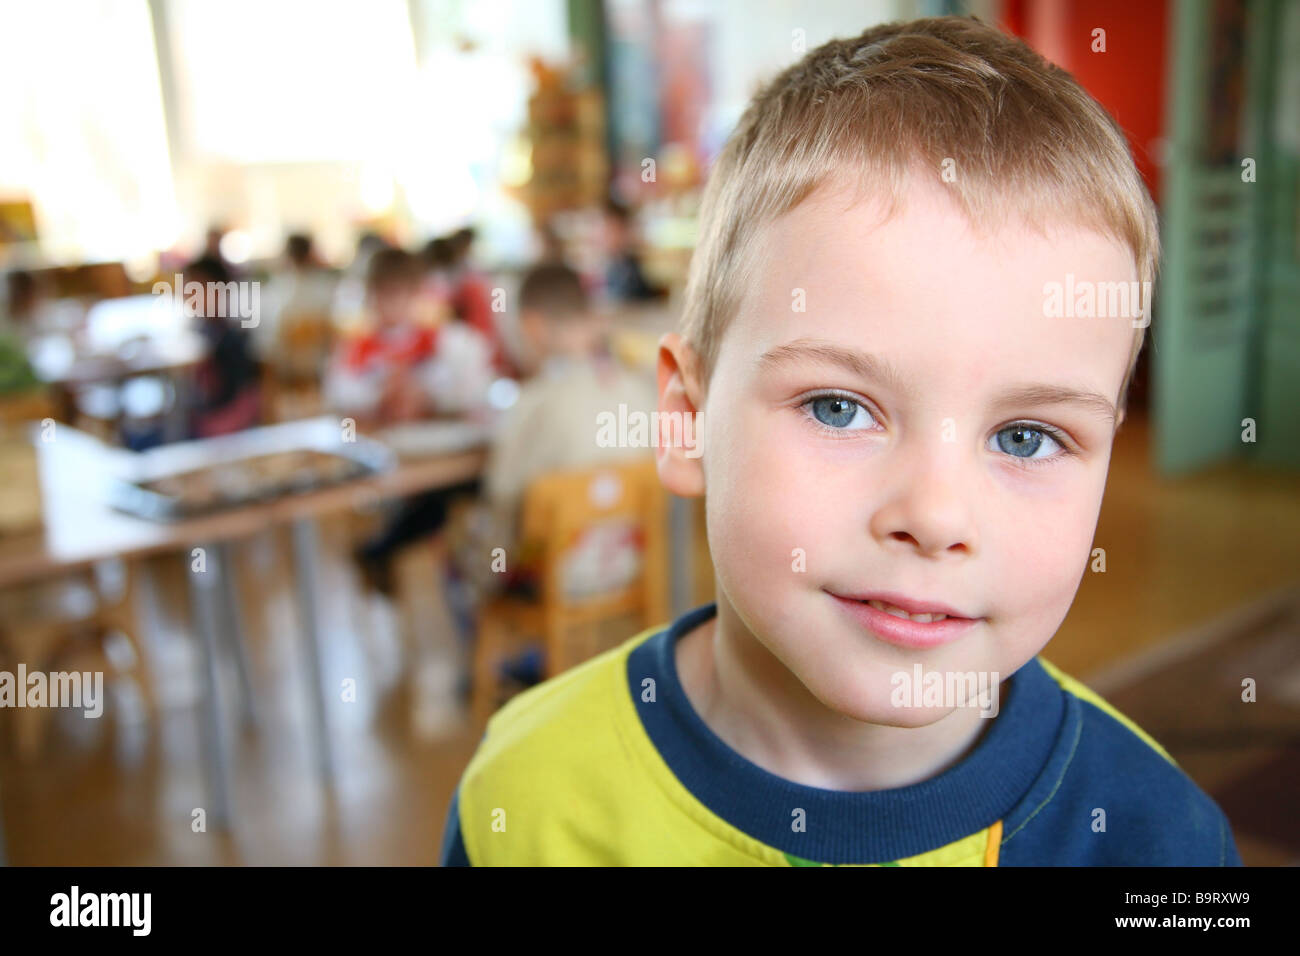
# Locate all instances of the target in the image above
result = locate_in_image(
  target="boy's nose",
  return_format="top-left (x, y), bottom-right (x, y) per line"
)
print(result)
top-left (868, 445), bottom-right (978, 559)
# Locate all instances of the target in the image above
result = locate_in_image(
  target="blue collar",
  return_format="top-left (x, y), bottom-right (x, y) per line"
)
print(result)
top-left (627, 602), bottom-right (1065, 864)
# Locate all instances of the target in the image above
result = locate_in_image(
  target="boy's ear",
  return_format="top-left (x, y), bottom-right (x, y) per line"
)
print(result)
top-left (656, 332), bottom-right (705, 498)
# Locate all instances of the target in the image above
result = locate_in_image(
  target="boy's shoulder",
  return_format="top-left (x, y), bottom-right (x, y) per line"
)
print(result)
top-left (471, 628), bottom-right (643, 766)
top-left (1003, 657), bottom-right (1241, 866)
top-left (452, 625), bottom-right (662, 864)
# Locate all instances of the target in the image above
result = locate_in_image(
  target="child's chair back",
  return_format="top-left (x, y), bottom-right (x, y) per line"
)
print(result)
top-left (279, 312), bottom-right (334, 381)
top-left (520, 455), bottom-right (669, 674)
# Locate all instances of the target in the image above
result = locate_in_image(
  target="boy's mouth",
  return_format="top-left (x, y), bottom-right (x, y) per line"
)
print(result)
top-left (825, 590), bottom-right (981, 649)
top-left (830, 590), bottom-right (973, 621)
top-left (861, 599), bottom-right (950, 623)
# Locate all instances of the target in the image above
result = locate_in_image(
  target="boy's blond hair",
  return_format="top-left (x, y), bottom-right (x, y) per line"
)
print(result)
top-left (680, 16), bottom-right (1159, 417)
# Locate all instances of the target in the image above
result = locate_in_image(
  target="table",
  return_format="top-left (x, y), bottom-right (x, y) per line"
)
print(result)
top-left (28, 330), bottom-right (209, 443)
top-left (0, 417), bottom-right (489, 835)
top-left (30, 334), bottom-right (208, 390)
top-left (29, 293), bottom-right (206, 386)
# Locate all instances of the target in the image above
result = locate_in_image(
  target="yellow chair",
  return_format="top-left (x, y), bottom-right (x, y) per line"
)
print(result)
top-left (262, 313), bottom-right (333, 422)
top-left (470, 456), bottom-right (669, 723)
top-left (279, 313), bottom-right (334, 379)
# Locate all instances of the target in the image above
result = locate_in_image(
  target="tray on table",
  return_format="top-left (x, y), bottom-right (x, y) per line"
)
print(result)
top-left (108, 418), bottom-right (396, 521)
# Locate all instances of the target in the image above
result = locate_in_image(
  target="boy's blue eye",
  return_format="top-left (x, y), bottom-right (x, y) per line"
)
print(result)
top-left (808, 395), bottom-right (874, 430)
top-left (990, 424), bottom-right (1061, 459)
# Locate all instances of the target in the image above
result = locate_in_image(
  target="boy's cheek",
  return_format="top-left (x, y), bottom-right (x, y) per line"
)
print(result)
top-left (705, 447), bottom-right (823, 619)
top-left (706, 463), bottom-right (803, 579)
top-left (988, 507), bottom-right (1097, 651)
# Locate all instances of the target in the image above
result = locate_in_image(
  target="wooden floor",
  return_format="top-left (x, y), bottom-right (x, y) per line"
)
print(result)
top-left (0, 411), bottom-right (1296, 864)
top-left (0, 513), bottom-right (482, 865)
top-left (1053, 414), bottom-right (1300, 677)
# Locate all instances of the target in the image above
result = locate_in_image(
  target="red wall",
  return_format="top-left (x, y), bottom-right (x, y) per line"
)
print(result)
top-left (1000, 0), bottom-right (1170, 203)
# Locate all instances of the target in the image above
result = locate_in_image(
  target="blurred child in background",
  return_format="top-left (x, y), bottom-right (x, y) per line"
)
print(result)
top-left (444, 262), bottom-right (658, 682)
top-left (420, 236), bottom-right (456, 308)
top-left (601, 199), bottom-right (667, 303)
top-left (418, 243), bottom-right (497, 418)
top-left (330, 231), bottom-right (394, 332)
top-left (446, 227), bottom-right (514, 377)
top-left (480, 261), bottom-right (657, 547)
top-left (186, 255), bottom-right (262, 438)
top-left (330, 247), bottom-right (492, 594)
top-left (325, 248), bottom-right (437, 425)
top-left (254, 232), bottom-right (338, 380)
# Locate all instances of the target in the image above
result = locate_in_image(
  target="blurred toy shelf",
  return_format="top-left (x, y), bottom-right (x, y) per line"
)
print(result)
top-left (512, 57), bottom-right (608, 223)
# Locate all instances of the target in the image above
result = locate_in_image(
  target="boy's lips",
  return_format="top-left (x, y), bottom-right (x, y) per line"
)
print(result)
top-left (826, 589), bottom-right (981, 649)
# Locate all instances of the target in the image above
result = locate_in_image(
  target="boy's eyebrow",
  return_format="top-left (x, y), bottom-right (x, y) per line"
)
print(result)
top-left (756, 338), bottom-right (1117, 423)
top-left (992, 385), bottom-right (1117, 425)
top-left (755, 339), bottom-right (912, 396)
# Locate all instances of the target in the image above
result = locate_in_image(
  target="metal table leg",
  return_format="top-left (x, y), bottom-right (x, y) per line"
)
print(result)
top-left (290, 517), bottom-right (335, 785)
top-left (187, 544), bottom-right (233, 829)
top-left (214, 542), bottom-right (259, 729)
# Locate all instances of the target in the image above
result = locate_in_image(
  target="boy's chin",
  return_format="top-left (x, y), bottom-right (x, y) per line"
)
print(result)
top-left (804, 673), bottom-right (978, 728)
top-left (822, 694), bottom-right (965, 728)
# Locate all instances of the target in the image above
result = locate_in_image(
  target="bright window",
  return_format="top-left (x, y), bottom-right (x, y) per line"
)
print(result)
top-left (0, 0), bottom-right (178, 263)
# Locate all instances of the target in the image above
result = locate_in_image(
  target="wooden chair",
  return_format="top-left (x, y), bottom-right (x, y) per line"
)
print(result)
top-left (0, 558), bottom-right (152, 758)
top-left (470, 456), bottom-right (669, 723)
top-left (0, 399), bottom-right (48, 538)
top-left (0, 399), bottom-right (153, 755)
top-left (0, 390), bottom-right (57, 426)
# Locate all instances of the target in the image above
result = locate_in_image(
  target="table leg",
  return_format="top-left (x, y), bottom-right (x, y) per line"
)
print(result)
top-left (290, 517), bottom-right (335, 785)
top-left (214, 542), bottom-right (259, 730)
top-left (187, 545), bottom-right (233, 829)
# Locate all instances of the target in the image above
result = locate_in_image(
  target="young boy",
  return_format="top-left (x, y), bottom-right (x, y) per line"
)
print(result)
top-left (440, 17), bottom-right (1242, 866)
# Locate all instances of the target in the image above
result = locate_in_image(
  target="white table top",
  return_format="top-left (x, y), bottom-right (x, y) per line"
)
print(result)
top-left (0, 417), bottom-right (490, 589)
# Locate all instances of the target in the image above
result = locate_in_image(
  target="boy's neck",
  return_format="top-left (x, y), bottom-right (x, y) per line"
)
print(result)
top-left (675, 595), bottom-right (994, 792)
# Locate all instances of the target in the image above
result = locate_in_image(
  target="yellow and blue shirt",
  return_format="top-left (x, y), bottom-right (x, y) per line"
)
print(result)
top-left (441, 602), bottom-right (1242, 866)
